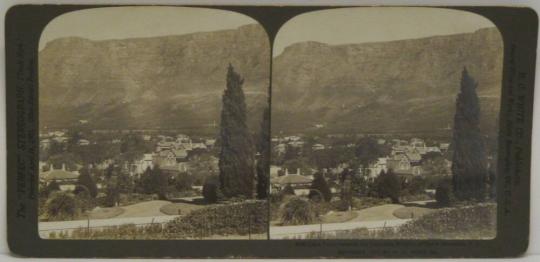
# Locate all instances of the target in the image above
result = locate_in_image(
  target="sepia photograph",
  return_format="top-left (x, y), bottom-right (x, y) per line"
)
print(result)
top-left (269, 7), bottom-right (502, 240)
top-left (4, 2), bottom-right (539, 258)
top-left (37, 6), bottom-right (270, 240)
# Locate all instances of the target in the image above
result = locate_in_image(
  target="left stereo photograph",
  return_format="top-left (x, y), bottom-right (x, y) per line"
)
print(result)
top-left (37, 6), bottom-right (271, 240)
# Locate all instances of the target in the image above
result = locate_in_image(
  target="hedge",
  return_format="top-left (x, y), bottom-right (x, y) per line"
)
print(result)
top-left (51, 200), bottom-right (268, 239)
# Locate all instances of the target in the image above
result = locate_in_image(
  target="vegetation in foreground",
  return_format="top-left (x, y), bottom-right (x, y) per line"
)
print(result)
top-left (48, 200), bottom-right (267, 239)
top-left (293, 203), bottom-right (496, 240)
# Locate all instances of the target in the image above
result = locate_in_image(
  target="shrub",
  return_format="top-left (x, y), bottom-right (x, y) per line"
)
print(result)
top-left (331, 199), bottom-right (350, 212)
top-left (352, 197), bottom-right (391, 210)
top-left (402, 176), bottom-right (426, 196)
top-left (435, 183), bottom-right (453, 206)
top-left (45, 191), bottom-right (79, 221)
top-left (309, 173), bottom-right (332, 202)
top-left (297, 204), bottom-right (496, 240)
top-left (76, 168), bottom-right (98, 198)
top-left (74, 189), bottom-right (95, 212)
top-left (374, 170), bottom-right (401, 203)
top-left (281, 197), bottom-right (317, 225)
top-left (202, 176), bottom-right (221, 203)
top-left (103, 183), bottom-right (119, 207)
top-left (165, 200), bottom-right (268, 237)
top-left (174, 172), bottom-right (194, 192)
top-left (281, 184), bottom-right (295, 196)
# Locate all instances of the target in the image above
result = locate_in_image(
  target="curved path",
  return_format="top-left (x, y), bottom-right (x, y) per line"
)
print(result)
top-left (116, 200), bottom-right (171, 218)
top-left (270, 204), bottom-right (409, 239)
top-left (351, 203), bottom-right (405, 221)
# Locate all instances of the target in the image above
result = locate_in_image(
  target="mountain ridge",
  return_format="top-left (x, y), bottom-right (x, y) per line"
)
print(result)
top-left (39, 24), bottom-right (270, 132)
top-left (271, 27), bottom-right (503, 135)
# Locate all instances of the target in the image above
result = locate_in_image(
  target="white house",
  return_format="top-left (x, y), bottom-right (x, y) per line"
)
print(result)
top-left (312, 144), bottom-right (325, 151)
top-left (77, 139), bottom-right (90, 146)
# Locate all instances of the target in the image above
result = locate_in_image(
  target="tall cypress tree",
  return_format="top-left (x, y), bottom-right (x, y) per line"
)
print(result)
top-left (219, 64), bottom-right (255, 198)
top-left (76, 168), bottom-right (98, 198)
top-left (451, 67), bottom-right (487, 200)
top-left (256, 107), bottom-right (270, 199)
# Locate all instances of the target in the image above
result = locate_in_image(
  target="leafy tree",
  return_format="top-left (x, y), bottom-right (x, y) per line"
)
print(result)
top-left (116, 172), bottom-right (134, 195)
top-left (76, 168), bottom-right (98, 198)
top-left (174, 172), bottom-right (194, 192)
top-left (281, 197), bottom-right (317, 225)
top-left (47, 140), bottom-right (65, 157)
top-left (104, 182), bottom-right (119, 207)
top-left (152, 166), bottom-right (169, 200)
top-left (104, 164), bottom-right (115, 179)
top-left (422, 155), bottom-right (450, 176)
top-left (74, 189), bottom-right (95, 212)
top-left (256, 107), bottom-right (270, 199)
top-left (281, 145), bottom-right (300, 164)
top-left (403, 176), bottom-right (426, 196)
top-left (45, 191), bottom-right (79, 221)
top-left (374, 169), bottom-right (401, 203)
top-left (119, 134), bottom-right (149, 163)
top-left (339, 168), bottom-right (354, 210)
top-left (309, 173), bottom-right (332, 202)
top-left (42, 180), bottom-right (61, 197)
top-left (136, 167), bottom-right (156, 194)
top-left (281, 184), bottom-right (296, 196)
top-left (355, 137), bottom-right (384, 174)
top-left (452, 68), bottom-right (488, 200)
top-left (218, 64), bottom-right (255, 198)
top-left (351, 175), bottom-right (371, 197)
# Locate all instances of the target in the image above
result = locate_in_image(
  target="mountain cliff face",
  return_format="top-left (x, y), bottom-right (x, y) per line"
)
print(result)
top-left (40, 25), bottom-right (503, 135)
top-left (39, 24), bottom-right (270, 131)
top-left (272, 27), bottom-right (503, 135)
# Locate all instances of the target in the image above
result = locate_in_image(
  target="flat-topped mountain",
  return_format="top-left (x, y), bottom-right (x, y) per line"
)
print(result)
top-left (272, 27), bottom-right (503, 135)
top-left (39, 24), bottom-right (269, 132)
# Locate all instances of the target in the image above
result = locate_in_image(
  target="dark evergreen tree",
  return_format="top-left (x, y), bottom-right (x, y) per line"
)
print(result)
top-left (218, 64), bottom-right (255, 198)
top-left (309, 172), bottom-right (332, 202)
top-left (256, 107), bottom-right (270, 199)
top-left (76, 168), bottom-right (98, 198)
top-left (116, 172), bottom-right (134, 195)
top-left (374, 169), bottom-right (401, 203)
top-left (202, 176), bottom-right (221, 203)
top-left (339, 168), bottom-right (354, 210)
top-left (451, 68), bottom-right (488, 200)
top-left (152, 165), bottom-right (168, 200)
top-left (355, 137), bottom-right (384, 180)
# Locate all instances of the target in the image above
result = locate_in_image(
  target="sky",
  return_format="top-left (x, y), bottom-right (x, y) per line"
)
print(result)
top-left (39, 6), bottom-right (257, 50)
top-left (274, 7), bottom-right (497, 56)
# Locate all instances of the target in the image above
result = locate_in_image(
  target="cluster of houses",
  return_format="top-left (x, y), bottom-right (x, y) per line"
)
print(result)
top-left (272, 135), bottom-right (329, 155)
top-left (270, 135), bottom-right (452, 195)
top-left (39, 131), bottom-right (218, 192)
top-left (39, 130), bottom-right (69, 149)
top-left (131, 134), bottom-right (216, 176)
top-left (354, 138), bottom-right (451, 179)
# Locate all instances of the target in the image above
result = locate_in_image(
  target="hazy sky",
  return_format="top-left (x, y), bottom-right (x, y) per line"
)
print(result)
top-left (39, 6), bottom-right (256, 50)
top-left (274, 7), bottom-right (496, 56)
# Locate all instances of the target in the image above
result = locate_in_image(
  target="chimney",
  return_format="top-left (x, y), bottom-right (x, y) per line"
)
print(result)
top-left (61, 163), bottom-right (66, 171)
top-left (49, 163), bottom-right (54, 171)
top-left (296, 168), bottom-right (300, 175)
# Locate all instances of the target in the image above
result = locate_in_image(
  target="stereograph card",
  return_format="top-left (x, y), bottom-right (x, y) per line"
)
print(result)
top-left (5, 4), bottom-right (538, 258)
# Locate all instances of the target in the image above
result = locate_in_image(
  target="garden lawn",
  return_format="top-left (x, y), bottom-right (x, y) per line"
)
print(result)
top-left (320, 211), bottom-right (358, 223)
top-left (160, 202), bottom-right (207, 215)
top-left (86, 207), bottom-right (124, 220)
top-left (300, 203), bottom-right (496, 239)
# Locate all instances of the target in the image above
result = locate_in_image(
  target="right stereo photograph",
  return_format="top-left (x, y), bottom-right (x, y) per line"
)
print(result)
top-left (269, 7), bottom-right (503, 240)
